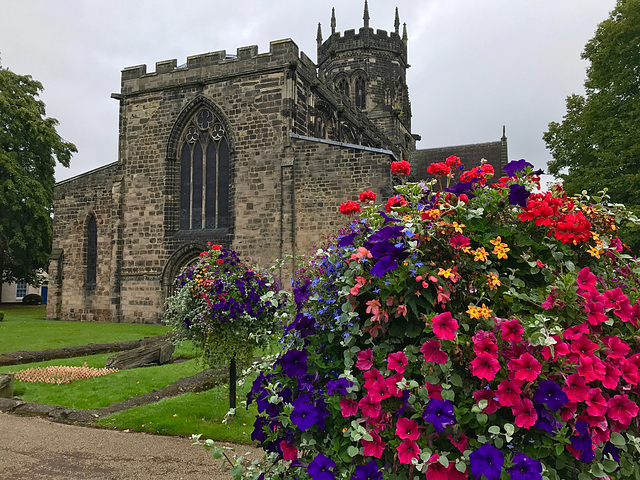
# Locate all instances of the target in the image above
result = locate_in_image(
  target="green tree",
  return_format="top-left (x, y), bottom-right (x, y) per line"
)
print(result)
top-left (0, 68), bottom-right (76, 300)
top-left (544, 0), bottom-right (640, 249)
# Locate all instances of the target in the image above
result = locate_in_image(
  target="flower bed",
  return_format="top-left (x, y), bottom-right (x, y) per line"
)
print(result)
top-left (245, 158), bottom-right (640, 479)
top-left (14, 362), bottom-right (118, 384)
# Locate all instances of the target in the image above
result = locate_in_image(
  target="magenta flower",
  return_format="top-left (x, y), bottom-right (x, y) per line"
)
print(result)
top-left (361, 432), bottom-right (385, 458)
top-left (339, 398), bottom-right (358, 417)
top-left (420, 339), bottom-right (448, 364)
top-left (387, 351), bottom-right (408, 374)
top-left (512, 398), bottom-right (537, 429)
top-left (395, 417), bottom-right (420, 441)
top-left (500, 318), bottom-right (524, 343)
top-left (608, 394), bottom-right (639, 426)
top-left (471, 353), bottom-right (501, 381)
top-left (396, 439), bottom-right (420, 464)
top-left (356, 349), bottom-right (374, 370)
top-left (431, 312), bottom-right (459, 340)
top-left (509, 352), bottom-right (542, 382)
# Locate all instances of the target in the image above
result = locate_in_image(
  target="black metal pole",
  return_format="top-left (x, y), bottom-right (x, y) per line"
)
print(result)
top-left (229, 356), bottom-right (237, 409)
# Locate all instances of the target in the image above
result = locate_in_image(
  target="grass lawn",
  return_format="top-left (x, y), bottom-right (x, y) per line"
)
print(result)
top-left (0, 304), bottom-right (171, 353)
top-left (97, 372), bottom-right (259, 444)
top-left (1, 356), bottom-right (203, 409)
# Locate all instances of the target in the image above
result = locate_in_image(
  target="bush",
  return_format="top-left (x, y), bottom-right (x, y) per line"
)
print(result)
top-left (22, 294), bottom-right (43, 305)
top-left (244, 159), bottom-right (640, 480)
top-left (0, 312), bottom-right (4, 322)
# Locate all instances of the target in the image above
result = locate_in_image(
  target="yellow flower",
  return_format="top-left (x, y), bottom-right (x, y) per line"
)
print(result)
top-left (479, 303), bottom-right (493, 319)
top-left (467, 305), bottom-right (481, 319)
top-left (425, 209), bottom-right (441, 219)
top-left (472, 247), bottom-right (489, 262)
top-left (451, 222), bottom-right (465, 234)
top-left (460, 245), bottom-right (471, 254)
top-left (587, 245), bottom-right (603, 259)
top-left (486, 272), bottom-right (501, 290)
top-left (492, 246), bottom-right (510, 260)
top-left (438, 268), bottom-right (455, 280)
top-left (489, 236), bottom-right (505, 247)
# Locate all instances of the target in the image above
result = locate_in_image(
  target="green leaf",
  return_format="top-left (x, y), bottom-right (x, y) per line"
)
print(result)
top-left (488, 426), bottom-right (501, 435)
top-left (477, 413), bottom-right (488, 425)
top-left (450, 374), bottom-right (463, 387)
top-left (230, 465), bottom-right (243, 479)
top-left (347, 446), bottom-right (359, 457)
top-left (503, 423), bottom-right (514, 436)
top-left (610, 432), bottom-right (625, 447)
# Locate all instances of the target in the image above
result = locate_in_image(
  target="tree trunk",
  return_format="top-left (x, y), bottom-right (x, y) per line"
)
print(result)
top-left (229, 357), bottom-right (237, 410)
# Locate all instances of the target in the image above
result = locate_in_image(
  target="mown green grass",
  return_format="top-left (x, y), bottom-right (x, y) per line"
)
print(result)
top-left (97, 372), bottom-right (259, 443)
top-left (0, 304), bottom-right (171, 353)
top-left (3, 357), bottom-right (203, 409)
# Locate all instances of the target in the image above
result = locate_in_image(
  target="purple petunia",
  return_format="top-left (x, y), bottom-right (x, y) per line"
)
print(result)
top-left (337, 232), bottom-right (359, 248)
top-left (351, 460), bottom-right (382, 480)
top-left (533, 380), bottom-right (568, 412)
top-left (506, 452), bottom-right (542, 480)
top-left (307, 453), bottom-right (336, 480)
top-left (278, 349), bottom-right (308, 378)
top-left (508, 184), bottom-right (530, 208)
top-left (503, 159), bottom-right (533, 178)
top-left (368, 225), bottom-right (405, 243)
top-left (470, 443), bottom-right (504, 479)
top-left (533, 403), bottom-right (561, 435)
top-left (290, 394), bottom-right (319, 432)
top-left (421, 398), bottom-right (457, 433)
top-left (327, 377), bottom-right (352, 396)
top-left (570, 421), bottom-right (595, 463)
top-left (370, 256), bottom-right (399, 278)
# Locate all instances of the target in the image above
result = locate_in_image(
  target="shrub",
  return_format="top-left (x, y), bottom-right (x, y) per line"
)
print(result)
top-left (243, 159), bottom-right (640, 479)
top-left (0, 312), bottom-right (4, 322)
top-left (21, 294), bottom-right (43, 305)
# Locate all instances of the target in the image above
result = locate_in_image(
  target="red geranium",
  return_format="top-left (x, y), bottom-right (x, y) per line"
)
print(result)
top-left (359, 190), bottom-right (377, 202)
top-left (390, 160), bottom-right (411, 176)
top-left (385, 195), bottom-right (408, 212)
top-left (427, 162), bottom-right (451, 177)
top-left (339, 200), bottom-right (361, 215)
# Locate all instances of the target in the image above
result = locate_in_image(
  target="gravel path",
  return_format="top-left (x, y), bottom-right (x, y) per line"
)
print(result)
top-left (0, 413), bottom-right (262, 479)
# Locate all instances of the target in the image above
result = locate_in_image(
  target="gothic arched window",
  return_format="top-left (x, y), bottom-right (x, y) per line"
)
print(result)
top-left (337, 77), bottom-right (349, 97)
top-left (179, 109), bottom-right (230, 230)
top-left (86, 214), bottom-right (97, 285)
top-left (355, 76), bottom-right (366, 110)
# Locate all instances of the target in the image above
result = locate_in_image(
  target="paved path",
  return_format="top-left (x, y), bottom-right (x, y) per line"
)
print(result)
top-left (0, 413), bottom-right (261, 479)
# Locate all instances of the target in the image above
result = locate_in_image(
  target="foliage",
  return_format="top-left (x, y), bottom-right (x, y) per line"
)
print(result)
top-left (240, 159), bottom-right (640, 479)
top-left (13, 362), bottom-right (118, 384)
top-left (164, 245), bottom-right (286, 371)
top-left (544, 0), bottom-right (640, 251)
top-left (0, 68), bottom-right (76, 287)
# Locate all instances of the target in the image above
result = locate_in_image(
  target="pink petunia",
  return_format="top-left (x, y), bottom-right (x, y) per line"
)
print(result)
top-left (367, 379), bottom-right (391, 403)
top-left (431, 312), bottom-right (459, 340)
top-left (387, 351), bottom-right (408, 374)
top-left (509, 352), bottom-right (542, 382)
top-left (500, 318), bottom-right (524, 343)
top-left (420, 339), bottom-right (449, 365)
top-left (339, 398), bottom-right (358, 417)
top-left (602, 363), bottom-right (621, 390)
top-left (585, 390), bottom-right (608, 418)
top-left (563, 373), bottom-right (593, 403)
top-left (576, 267), bottom-right (598, 293)
top-left (601, 336), bottom-right (630, 359)
top-left (447, 432), bottom-right (468, 453)
top-left (496, 379), bottom-right (523, 407)
top-left (471, 353), bottom-right (501, 381)
top-left (356, 349), bottom-right (374, 371)
top-left (425, 382), bottom-right (443, 400)
top-left (395, 417), bottom-right (420, 441)
top-left (607, 394), bottom-right (639, 427)
top-left (473, 389), bottom-right (500, 414)
top-left (358, 395), bottom-right (382, 418)
top-left (361, 431), bottom-right (385, 458)
top-left (386, 372), bottom-right (404, 398)
top-left (279, 441), bottom-right (297, 461)
top-left (397, 439), bottom-right (420, 464)
top-left (620, 360), bottom-right (639, 385)
top-left (449, 234), bottom-right (470, 250)
top-left (473, 335), bottom-right (498, 357)
top-left (512, 398), bottom-right (538, 429)
top-left (425, 455), bottom-right (449, 480)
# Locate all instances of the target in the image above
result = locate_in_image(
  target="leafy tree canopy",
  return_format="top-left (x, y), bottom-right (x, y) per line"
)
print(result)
top-left (0, 68), bottom-right (76, 287)
top-left (544, 0), bottom-right (640, 248)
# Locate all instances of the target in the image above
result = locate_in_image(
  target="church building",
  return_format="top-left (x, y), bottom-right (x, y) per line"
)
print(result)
top-left (47, 3), bottom-right (508, 323)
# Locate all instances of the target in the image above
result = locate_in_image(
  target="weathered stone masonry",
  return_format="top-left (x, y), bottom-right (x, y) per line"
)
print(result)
top-left (48, 7), bottom-right (507, 324)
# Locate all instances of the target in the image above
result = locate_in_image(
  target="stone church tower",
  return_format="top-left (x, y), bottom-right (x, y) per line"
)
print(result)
top-left (47, 3), bottom-right (507, 324)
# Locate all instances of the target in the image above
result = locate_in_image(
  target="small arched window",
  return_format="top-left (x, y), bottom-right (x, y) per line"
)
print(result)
top-left (355, 76), bottom-right (366, 110)
top-left (179, 109), bottom-right (230, 230)
top-left (86, 214), bottom-right (97, 285)
top-left (337, 77), bottom-right (349, 97)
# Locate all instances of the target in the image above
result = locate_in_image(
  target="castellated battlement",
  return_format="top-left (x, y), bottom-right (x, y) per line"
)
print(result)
top-left (120, 39), bottom-right (316, 95)
top-left (317, 27), bottom-right (407, 68)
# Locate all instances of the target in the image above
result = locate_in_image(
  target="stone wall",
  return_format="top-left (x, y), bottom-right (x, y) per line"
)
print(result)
top-left (47, 163), bottom-right (119, 322)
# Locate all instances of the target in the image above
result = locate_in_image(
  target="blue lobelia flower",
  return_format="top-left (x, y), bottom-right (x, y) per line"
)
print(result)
top-left (306, 453), bottom-right (336, 480)
top-left (421, 398), bottom-right (457, 433)
top-left (503, 159), bottom-right (533, 177)
top-left (470, 443), bottom-right (504, 479)
top-left (506, 452), bottom-right (542, 480)
top-left (351, 460), bottom-right (382, 480)
top-left (533, 380), bottom-right (568, 412)
top-left (508, 184), bottom-right (530, 208)
top-left (290, 394), bottom-right (319, 432)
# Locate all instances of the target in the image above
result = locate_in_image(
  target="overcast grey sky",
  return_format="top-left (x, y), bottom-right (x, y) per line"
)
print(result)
top-left (0, 0), bottom-right (616, 182)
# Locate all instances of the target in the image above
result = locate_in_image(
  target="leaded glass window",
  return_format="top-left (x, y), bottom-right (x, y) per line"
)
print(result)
top-left (355, 76), bottom-right (366, 110)
top-left (86, 215), bottom-right (97, 284)
top-left (337, 78), bottom-right (349, 97)
top-left (16, 282), bottom-right (27, 298)
top-left (179, 109), bottom-right (230, 230)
